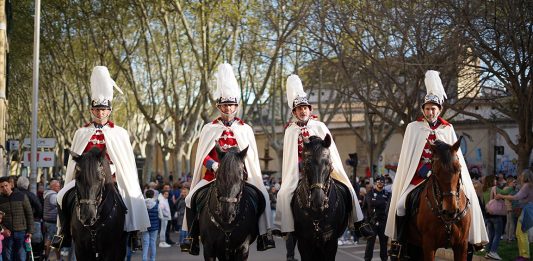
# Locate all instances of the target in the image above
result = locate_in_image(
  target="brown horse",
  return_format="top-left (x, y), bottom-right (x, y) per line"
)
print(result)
top-left (405, 137), bottom-right (471, 260)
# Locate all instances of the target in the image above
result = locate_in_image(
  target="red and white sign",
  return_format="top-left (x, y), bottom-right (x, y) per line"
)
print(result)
top-left (22, 151), bottom-right (56, 168)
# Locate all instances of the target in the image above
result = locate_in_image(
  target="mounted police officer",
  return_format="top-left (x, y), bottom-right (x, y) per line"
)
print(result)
top-left (385, 70), bottom-right (488, 258)
top-left (181, 63), bottom-right (275, 255)
top-left (362, 175), bottom-right (390, 261)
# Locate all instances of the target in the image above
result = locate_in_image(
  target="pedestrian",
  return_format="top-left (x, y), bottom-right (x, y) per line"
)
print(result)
top-left (0, 176), bottom-right (34, 261)
top-left (16, 176), bottom-right (43, 259)
top-left (0, 210), bottom-right (6, 260)
top-left (482, 175), bottom-right (505, 260)
top-left (496, 169), bottom-right (533, 261)
top-left (362, 176), bottom-right (390, 261)
top-left (54, 66), bottom-right (150, 249)
top-left (43, 180), bottom-right (61, 261)
top-left (182, 63), bottom-right (275, 255)
top-left (385, 70), bottom-right (488, 258)
top-left (158, 190), bottom-right (171, 248)
top-left (269, 186), bottom-right (277, 223)
top-left (176, 187), bottom-right (188, 249)
top-left (158, 183), bottom-right (175, 246)
top-left (142, 189), bottom-right (159, 261)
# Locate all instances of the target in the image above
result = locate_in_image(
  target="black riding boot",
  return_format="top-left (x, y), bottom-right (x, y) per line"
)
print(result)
top-left (257, 231), bottom-right (276, 251)
top-left (51, 205), bottom-right (71, 249)
top-left (388, 215), bottom-right (408, 260)
top-left (180, 207), bottom-right (200, 255)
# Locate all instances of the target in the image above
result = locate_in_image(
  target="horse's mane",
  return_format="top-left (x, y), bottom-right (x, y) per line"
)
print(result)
top-left (305, 136), bottom-right (330, 160)
top-left (216, 147), bottom-right (244, 186)
top-left (76, 147), bottom-right (111, 184)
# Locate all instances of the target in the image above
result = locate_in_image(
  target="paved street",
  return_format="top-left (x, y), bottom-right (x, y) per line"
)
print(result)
top-left (129, 235), bottom-right (447, 261)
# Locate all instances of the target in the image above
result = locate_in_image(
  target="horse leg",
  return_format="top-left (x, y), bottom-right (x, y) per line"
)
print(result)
top-left (453, 243), bottom-right (468, 261)
top-left (422, 247), bottom-right (436, 261)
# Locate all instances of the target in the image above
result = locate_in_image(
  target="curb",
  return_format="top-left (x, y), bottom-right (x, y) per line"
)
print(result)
top-left (435, 248), bottom-right (489, 261)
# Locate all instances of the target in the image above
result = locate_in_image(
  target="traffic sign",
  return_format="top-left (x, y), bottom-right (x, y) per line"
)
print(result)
top-left (7, 139), bottom-right (20, 152)
top-left (22, 138), bottom-right (57, 148)
top-left (22, 151), bottom-right (56, 167)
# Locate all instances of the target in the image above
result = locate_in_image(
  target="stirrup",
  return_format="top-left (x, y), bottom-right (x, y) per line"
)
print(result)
top-left (388, 241), bottom-right (402, 258)
top-left (50, 235), bottom-right (64, 249)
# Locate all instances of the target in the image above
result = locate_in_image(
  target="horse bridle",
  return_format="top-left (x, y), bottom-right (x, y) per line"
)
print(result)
top-left (425, 158), bottom-right (470, 247)
top-left (303, 158), bottom-right (333, 209)
top-left (75, 160), bottom-right (107, 227)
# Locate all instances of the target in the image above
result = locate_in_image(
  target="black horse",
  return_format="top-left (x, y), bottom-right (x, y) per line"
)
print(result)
top-left (291, 135), bottom-right (353, 261)
top-left (67, 147), bottom-right (127, 261)
top-left (194, 146), bottom-right (265, 261)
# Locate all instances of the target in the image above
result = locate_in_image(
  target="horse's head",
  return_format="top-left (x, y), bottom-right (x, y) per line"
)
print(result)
top-left (429, 137), bottom-right (463, 219)
top-left (303, 134), bottom-right (333, 212)
top-left (71, 147), bottom-right (112, 226)
top-left (213, 145), bottom-right (248, 223)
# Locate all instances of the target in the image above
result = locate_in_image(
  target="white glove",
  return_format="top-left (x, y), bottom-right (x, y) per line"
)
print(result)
top-left (212, 162), bottom-right (219, 172)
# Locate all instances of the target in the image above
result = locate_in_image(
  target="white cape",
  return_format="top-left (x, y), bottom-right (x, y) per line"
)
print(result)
top-left (384, 120), bottom-right (488, 244)
top-left (63, 124), bottom-right (150, 232)
top-left (185, 120), bottom-right (272, 234)
top-left (275, 119), bottom-right (363, 232)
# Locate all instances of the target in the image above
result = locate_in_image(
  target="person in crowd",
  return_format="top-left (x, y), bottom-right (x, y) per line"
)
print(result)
top-left (54, 66), bottom-right (150, 249)
top-left (158, 190), bottom-right (171, 248)
top-left (502, 176), bottom-right (518, 241)
top-left (0, 210), bottom-right (5, 260)
top-left (385, 71), bottom-right (488, 258)
top-left (274, 74), bottom-right (363, 236)
top-left (182, 63), bottom-right (275, 255)
top-left (43, 180), bottom-right (61, 261)
top-left (142, 189), bottom-right (159, 261)
top-left (483, 175), bottom-right (505, 260)
top-left (269, 186), bottom-right (278, 223)
top-left (362, 176), bottom-right (390, 261)
top-left (0, 176), bottom-right (33, 261)
top-left (170, 182), bottom-right (181, 232)
top-left (158, 184), bottom-right (175, 246)
top-left (176, 186), bottom-right (188, 249)
top-left (16, 176), bottom-right (43, 259)
top-left (497, 169), bottom-right (533, 261)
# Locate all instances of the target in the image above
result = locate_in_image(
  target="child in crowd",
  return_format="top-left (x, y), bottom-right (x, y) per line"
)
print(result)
top-left (142, 190), bottom-right (160, 261)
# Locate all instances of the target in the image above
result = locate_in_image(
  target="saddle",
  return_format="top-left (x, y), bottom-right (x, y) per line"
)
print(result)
top-left (406, 179), bottom-right (428, 217)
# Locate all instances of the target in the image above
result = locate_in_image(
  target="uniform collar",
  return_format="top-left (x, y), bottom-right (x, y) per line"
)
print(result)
top-left (84, 121), bottom-right (115, 128)
top-left (213, 117), bottom-right (244, 126)
top-left (416, 116), bottom-right (450, 127)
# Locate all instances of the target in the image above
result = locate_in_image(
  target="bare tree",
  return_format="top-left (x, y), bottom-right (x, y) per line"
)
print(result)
top-left (445, 0), bottom-right (533, 172)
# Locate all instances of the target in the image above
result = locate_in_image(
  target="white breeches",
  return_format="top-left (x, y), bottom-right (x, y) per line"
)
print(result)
top-left (396, 184), bottom-right (417, 217)
top-left (183, 178), bottom-right (272, 235)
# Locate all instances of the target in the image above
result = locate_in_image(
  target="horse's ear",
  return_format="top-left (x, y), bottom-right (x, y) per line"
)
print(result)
top-left (452, 136), bottom-right (463, 152)
top-left (322, 134), bottom-right (332, 148)
top-left (238, 146), bottom-right (249, 160)
top-left (70, 150), bottom-right (81, 162)
top-left (215, 142), bottom-right (226, 159)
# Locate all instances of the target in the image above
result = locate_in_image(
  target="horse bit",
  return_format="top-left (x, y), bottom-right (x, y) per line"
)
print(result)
top-left (426, 168), bottom-right (470, 247)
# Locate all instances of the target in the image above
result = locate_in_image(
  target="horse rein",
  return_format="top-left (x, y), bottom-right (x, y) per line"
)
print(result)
top-left (426, 170), bottom-right (470, 247)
